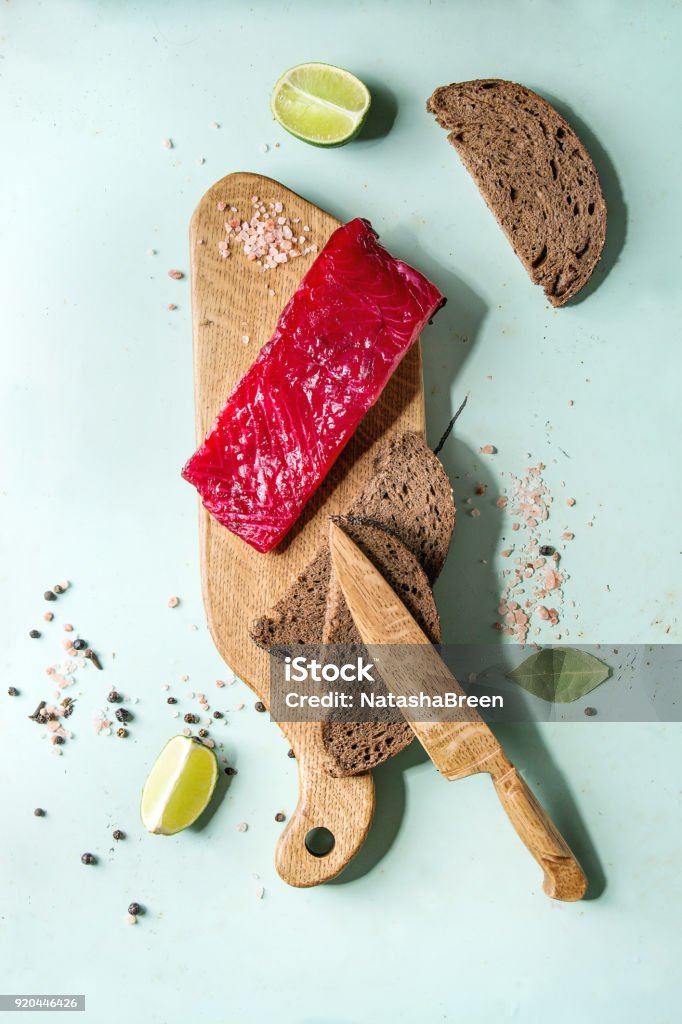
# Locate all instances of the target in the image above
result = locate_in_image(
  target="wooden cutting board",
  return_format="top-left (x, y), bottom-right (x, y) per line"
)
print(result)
top-left (189, 172), bottom-right (425, 886)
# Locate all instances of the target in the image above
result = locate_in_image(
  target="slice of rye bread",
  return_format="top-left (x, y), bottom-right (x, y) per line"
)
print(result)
top-left (320, 515), bottom-right (441, 777)
top-left (249, 431), bottom-right (454, 651)
top-left (427, 79), bottom-right (607, 306)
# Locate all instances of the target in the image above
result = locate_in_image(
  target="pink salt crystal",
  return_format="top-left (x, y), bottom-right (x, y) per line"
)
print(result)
top-left (235, 822), bottom-right (248, 833)
top-left (167, 269), bottom-right (184, 280)
top-left (480, 444), bottom-right (497, 455)
top-left (566, 498), bottom-right (576, 507)
top-left (126, 913), bottom-right (137, 925)
top-left (568, 399), bottom-right (574, 407)
top-left (216, 201), bottom-right (227, 211)
top-left (255, 887), bottom-right (264, 900)
top-left (167, 596), bottom-right (180, 608)
top-left (235, 703), bottom-right (245, 711)
top-left (215, 680), bottom-right (226, 688)
top-left (167, 303), bottom-right (177, 311)
top-left (469, 508), bottom-right (481, 518)
top-left (501, 549), bottom-right (513, 558)
top-left (162, 138), bottom-right (173, 149)
top-left (512, 523), bottom-right (520, 532)
top-left (563, 532), bottom-right (575, 541)
top-left (182, 727), bottom-right (191, 737)
top-left (241, 335), bottom-right (250, 345)
top-left (202, 738), bottom-right (215, 749)
top-left (63, 623), bottom-right (73, 632)
top-left (43, 611), bottom-right (54, 622)
top-left (537, 607), bottom-right (550, 620)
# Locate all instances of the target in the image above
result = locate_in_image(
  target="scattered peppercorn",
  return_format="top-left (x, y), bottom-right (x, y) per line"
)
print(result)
top-left (84, 648), bottom-right (102, 670)
top-left (584, 707), bottom-right (597, 717)
top-left (107, 691), bottom-right (122, 703)
top-left (213, 710), bottom-right (223, 719)
top-left (81, 852), bottom-right (96, 865)
top-left (198, 728), bottom-right (208, 738)
top-left (287, 748), bottom-right (295, 759)
top-left (44, 590), bottom-right (56, 601)
top-left (116, 727), bottom-right (128, 738)
top-left (224, 766), bottom-right (237, 776)
top-left (73, 638), bottom-right (87, 651)
top-left (113, 829), bottom-right (125, 841)
top-left (184, 713), bottom-right (198, 724)
top-left (115, 708), bottom-right (132, 723)
top-left (274, 812), bottom-right (285, 822)
top-left (34, 808), bottom-right (46, 817)
top-left (29, 629), bottom-right (41, 639)
top-left (53, 584), bottom-right (65, 595)
top-left (255, 701), bottom-right (266, 713)
top-left (128, 902), bottom-right (142, 916)
top-left (28, 701), bottom-right (46, 721)
top-left (166, 696), bottom-right (177, 705)
top-left (539, 545), bottom-right (555, 557)
top-left (8, 687), bottom-right (19, 697)
top-left (52, 735), bottom-right (64, 746)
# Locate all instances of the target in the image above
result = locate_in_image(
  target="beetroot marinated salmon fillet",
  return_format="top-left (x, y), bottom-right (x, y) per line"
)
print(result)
top-left (182, 218), bottom-right (445, 553)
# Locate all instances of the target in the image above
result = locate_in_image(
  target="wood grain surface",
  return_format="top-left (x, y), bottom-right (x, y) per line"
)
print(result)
top-left (189, 172), bottom-right (425, 886)
top-left (329, 521), bottom-right (588, 901)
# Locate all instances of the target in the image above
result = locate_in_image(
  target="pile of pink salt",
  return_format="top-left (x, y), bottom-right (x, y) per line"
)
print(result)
top-left (217, 195), bottom-right (317, 270)
top-left (495, 463), bottom-right (570, 643)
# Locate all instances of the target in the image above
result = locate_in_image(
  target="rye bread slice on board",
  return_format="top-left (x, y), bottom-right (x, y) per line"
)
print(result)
top-left (321, 515), bottom-right (441, 777)
top-left (427, 79), bottom-right (607, 306)
top-left (249, 431), bottom-right (455, 774)
top-left (249, 431), bottom-right (454, 651)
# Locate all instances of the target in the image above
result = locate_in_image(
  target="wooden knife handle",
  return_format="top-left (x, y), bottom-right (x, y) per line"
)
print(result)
top-left (490, 757), bottom-right (587, 902)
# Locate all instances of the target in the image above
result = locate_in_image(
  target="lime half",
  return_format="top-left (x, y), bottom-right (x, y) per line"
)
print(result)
top-left (141, 735), bottom-right (218, 835)
top-left (271, 62), bottom-right (371, 146)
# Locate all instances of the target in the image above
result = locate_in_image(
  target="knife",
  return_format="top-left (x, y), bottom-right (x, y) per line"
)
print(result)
top-left (329, 520), bottom-right (588, 902)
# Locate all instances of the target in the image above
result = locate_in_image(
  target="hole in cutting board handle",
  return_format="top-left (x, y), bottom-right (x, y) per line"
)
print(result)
top-left (304, 827), bottom-right (335, 858)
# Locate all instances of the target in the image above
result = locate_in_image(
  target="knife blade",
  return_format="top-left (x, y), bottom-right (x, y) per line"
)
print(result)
top-left (329, 519), bottom-right (587, 902)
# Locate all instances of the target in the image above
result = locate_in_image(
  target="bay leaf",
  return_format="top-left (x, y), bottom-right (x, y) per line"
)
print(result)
top-left (508, 647), bottom-right (610, 703)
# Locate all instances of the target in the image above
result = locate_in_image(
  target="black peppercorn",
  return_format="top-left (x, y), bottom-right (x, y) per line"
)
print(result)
top-left (113, 829), bottom-right (125, 841)
top-left (184, 713), bottom-right (198, 724)
top-left (116, 727), bottom-right (128, 738)
top-left (198, 728), bottom-right (208, 738)
top-left (73, 638), bottom-right (87, 651)
top-left (107, 691), bottom-right (122, 703)
top-left (287, 748), bottom-right (295, 759)
top-left (275, 812), bottom-right (285, 822)
top-left (29, 629), bottom-right (41, 639)
top-left (81, 852), bottom-right (96, 865)
top-left (128, 902), bottom-right (142, 916)
top-left (8, 686), bottom-right (18, 697)
top-left (254, 701), bottom-right (266, 713)
top-left (44, 591), bottom-right (56, 602)
top-left (167, 696), bottom-right (177, 704)
top-left (34, 808), bottom-right (46, 817)
top-left (53, 584), bottom-right (64, 594)
top-left (52, 735), bottom-right (64, 746)
top-left (213, 710), bottom-right (223, 719)
top-left (115, 708), bottom-right (132, 723)
top-left (539, 545), bottom-right (555, 557)
top-left (224, 766), bottom-right (237, 776)
top-left (584, 707), bottom-right (597, 717)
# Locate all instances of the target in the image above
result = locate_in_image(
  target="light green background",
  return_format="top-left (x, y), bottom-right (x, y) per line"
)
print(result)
top-left (1, 2), bottom-right (680, 1022)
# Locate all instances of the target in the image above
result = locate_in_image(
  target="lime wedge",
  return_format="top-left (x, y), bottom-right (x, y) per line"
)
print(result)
top-left (271, 63), bottom-right (371, 147)
top-left (141, 735), bottom-right (218, 835)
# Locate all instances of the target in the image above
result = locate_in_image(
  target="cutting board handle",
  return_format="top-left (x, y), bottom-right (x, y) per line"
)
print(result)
top-left (490, 756), bottom-right (587, 901)
top-left (275, 738), bottom-right (375, 887)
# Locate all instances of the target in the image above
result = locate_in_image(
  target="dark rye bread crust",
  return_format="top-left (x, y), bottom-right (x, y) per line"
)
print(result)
top-left (249, 431), bottom-right (455, 775)
top-left (427, 79), bottom-right (607, 306)
top-left (321, 516), bottom-right (441, 776)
